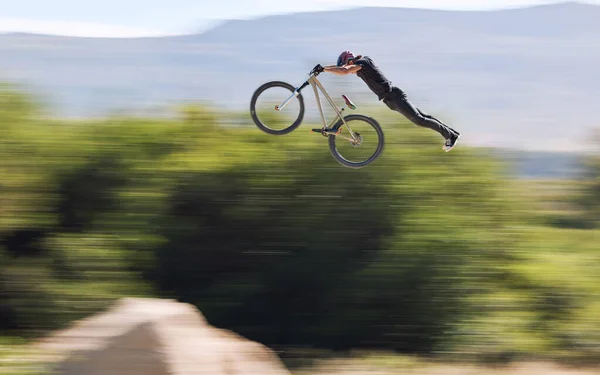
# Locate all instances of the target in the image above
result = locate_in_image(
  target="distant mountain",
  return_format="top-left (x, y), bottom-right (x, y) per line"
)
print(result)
top-left (1, 2), bottom-right (599, 151)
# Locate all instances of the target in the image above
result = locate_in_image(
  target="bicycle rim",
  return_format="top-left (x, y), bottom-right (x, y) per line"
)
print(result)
top-left (328, 114), bottom-right (385, 169)
top-left (250, 81), bottom-right (305, 135)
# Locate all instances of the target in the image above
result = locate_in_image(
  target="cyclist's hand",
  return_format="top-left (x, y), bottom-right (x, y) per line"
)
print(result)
top-left (311, 64), bottom-right (324, 75)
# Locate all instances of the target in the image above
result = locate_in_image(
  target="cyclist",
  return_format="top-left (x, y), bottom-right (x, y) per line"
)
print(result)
top-left (318, 51), bottom-right (461, 152)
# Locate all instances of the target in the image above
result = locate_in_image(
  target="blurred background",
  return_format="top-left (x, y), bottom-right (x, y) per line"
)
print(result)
top-left (1, 1), bottom-right (599, 374)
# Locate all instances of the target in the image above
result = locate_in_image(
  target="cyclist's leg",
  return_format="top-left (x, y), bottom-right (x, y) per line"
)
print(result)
top-left (395, 98), bottom-right (455, 139)
top-left (384, 89), bottom-right (457, 139)
top-left (416, 107), bottom-right (437, 120)
top-left (415, 107), bottom-right (460, 136)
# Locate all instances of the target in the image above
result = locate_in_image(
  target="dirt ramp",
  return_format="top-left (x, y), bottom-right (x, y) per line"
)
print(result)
top-left (35, 298), bottom-right (292, 375)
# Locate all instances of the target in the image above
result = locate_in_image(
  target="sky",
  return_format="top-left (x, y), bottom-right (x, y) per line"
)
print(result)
top-left (0, 0), bottom-right (597, 37)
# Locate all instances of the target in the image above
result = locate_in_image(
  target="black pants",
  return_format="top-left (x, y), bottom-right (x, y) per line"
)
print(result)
top-left (382, 87), bottom-right (457, 139)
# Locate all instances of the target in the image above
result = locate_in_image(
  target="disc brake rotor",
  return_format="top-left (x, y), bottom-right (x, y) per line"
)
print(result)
top-left (351, 132), bottom-right (363, 147)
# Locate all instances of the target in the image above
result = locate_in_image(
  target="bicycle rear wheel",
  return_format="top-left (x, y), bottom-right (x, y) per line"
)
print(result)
top-left (250, 81), bottom-right (305, 135)
top-left (328, 114), bottom-right (384, 169)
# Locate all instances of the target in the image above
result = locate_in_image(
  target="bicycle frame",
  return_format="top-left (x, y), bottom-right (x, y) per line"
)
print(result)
top-left (275, 73), bottom-right (358, 143)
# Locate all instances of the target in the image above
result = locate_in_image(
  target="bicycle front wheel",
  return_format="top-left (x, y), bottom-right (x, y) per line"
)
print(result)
top-left (250, 81), bottom-right (305, 135)
top-left (328, 114), bottom-right (385, 169)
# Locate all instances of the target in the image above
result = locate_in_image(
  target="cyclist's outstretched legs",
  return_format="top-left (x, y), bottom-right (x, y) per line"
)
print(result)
top-left (383, 88), bottom-right (459, 139)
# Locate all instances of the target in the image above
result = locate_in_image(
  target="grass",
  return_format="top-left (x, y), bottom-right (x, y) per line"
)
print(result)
top-left (0, 337), bottom-right (53, 375)
top-left (288, 353), bottom-right (600, 375)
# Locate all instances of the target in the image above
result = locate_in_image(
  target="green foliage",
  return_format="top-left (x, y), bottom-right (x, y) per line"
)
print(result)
top-left (1, 86), bottom-right (599, 365)
top-left (577, 155), bottom-right (600, 227)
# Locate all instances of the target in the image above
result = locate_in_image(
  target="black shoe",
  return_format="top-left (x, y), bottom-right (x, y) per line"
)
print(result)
top-left (443, 132), bottom-right (460, 152)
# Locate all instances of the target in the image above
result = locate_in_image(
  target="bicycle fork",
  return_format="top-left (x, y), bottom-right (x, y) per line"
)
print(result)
top-left (274, 90), bottom-right (300, 111)
top-left (274, 80), bottom-right (310, 112)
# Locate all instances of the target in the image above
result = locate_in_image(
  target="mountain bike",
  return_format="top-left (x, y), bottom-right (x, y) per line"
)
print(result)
top-left (249, 64), bottom-right (384, 169)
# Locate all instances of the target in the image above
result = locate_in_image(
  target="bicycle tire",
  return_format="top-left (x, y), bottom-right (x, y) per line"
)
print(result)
top-left (249, 81), bottom-right (305, 135)
top-left (328, 114), bottom-right (385, 169)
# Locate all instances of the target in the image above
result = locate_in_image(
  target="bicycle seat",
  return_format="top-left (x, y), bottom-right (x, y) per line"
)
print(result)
top-left (342, 94), bottom-right (356, 110)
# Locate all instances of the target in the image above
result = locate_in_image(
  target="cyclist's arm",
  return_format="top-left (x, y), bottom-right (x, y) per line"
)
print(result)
top-left (323, 64), bottom-right (362, 75)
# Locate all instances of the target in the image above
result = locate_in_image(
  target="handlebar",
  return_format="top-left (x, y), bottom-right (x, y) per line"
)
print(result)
top-left (296, 64), bottom-right (324, 92)
top-left (310, 63), bottom-right (324, 76)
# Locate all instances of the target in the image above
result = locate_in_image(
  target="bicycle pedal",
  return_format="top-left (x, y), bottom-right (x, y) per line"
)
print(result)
top-left (310, 128), bottom-right (329, 137)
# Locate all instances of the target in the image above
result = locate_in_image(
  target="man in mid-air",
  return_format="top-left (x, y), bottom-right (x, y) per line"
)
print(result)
top-left (319, 51), bottom-right (460, 152)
